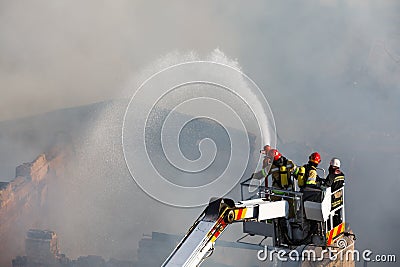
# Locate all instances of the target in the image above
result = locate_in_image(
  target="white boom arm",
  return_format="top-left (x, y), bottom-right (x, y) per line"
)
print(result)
top-left (162, 198), bottom-right (288, 267)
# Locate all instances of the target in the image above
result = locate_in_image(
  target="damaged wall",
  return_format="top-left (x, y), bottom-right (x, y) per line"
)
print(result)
top-left (0, 153), bottom-right (66, 267)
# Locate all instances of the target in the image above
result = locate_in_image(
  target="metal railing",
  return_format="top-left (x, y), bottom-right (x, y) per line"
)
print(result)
top-left (241, 176), bottom-right (346, 222)
top-left (240, 177), bottom-right (306, 222)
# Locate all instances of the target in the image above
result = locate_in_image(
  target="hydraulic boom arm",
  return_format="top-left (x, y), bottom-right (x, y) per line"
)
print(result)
top-left (162, 198), bottom-right (288, 267)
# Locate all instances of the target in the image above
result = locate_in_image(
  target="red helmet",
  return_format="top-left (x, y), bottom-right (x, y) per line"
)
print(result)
top-left (309, 152), bottom-right (321, 164)
top-left (268, 149), bottom-right (282, 161)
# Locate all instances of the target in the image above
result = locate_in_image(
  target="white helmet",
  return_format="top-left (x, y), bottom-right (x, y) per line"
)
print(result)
top-left (330, 158), bottom-right (341, 168)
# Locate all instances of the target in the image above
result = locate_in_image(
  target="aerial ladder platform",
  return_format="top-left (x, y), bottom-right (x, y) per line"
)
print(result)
top-left (162, 177), bottom-right (355, 267)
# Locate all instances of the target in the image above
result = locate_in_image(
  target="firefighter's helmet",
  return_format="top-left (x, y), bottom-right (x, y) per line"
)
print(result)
top-left (268, 149), bottom-right (282, 161)
top-left (309, 152), bottom-right (321, 164)
top-left (330, 158), bottom-right (341, 168)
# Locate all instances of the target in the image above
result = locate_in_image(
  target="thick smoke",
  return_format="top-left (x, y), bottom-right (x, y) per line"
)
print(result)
top-left (0, 1), bottom-right (399, 266)
top-left (0, 1), bottom-right (238, 120)
top-left (49, 50), bottom-right (266, 264)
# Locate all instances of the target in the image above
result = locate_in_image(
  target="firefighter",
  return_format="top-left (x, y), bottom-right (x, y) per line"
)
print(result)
top-left (267, 149), bottom-right (296, 190)
top-left (252, 148), bottom-right (296, 189)
top-left (302, 152), bottom-right (323, 202)
top-left (252, 148), bottom-right (296, 242)
top-left (304, 152), bottom-right (322, 187)
top-left (325, 158), bottom-right (345, 226)
top-left (301, 152), bottom-right (324, 236)
top-left (325, 157), bottom-right (345, 192)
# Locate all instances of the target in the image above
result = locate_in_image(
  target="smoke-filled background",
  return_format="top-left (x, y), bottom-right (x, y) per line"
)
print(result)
top-left (1, 1), bottom-right (399, 266)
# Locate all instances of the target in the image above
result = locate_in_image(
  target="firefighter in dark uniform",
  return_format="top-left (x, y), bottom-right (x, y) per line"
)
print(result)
top-left (302, 152), bottom-right (323, 202)
top-left (253, 148), bottom-right (296, 191)
top-left (325, 157), bottom-right (345, 204)
top-left (302, 152), bottom-right (323, 236)
top-left (268, 149), bottom-right (296, 191)
top-left (325, 158), bottom-right (345, 226)
top-left (252, 148), bottom-right (296, 244)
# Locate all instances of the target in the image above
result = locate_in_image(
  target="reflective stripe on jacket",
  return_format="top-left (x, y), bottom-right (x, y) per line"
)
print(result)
top-left (334, 175), bottom-right (344, 183)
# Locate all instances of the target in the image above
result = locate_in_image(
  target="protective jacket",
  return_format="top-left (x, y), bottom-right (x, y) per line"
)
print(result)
top-left (325, 166), bottom-right (345, 191)
top-left (301, 161), bottom-right (323, 202)
top-left (253, 156), bottom-right (296, 189)
top-left (325, 166), bottom-right (345, 208)
top-left (268, 156), bottom-right (296, 189)
top-left (304, 161), bottom-right (320, 188)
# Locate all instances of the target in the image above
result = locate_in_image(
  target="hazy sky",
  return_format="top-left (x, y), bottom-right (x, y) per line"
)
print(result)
top-left (1, 1), bottom-right (398, 123)
top-left (1, 0), bottom-right (399, 265)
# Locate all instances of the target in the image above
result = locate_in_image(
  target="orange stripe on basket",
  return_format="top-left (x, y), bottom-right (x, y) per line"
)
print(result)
top-left (327, 229), bottom-right (334, 245)
top-left (336, 223), bottom-right (343, 236)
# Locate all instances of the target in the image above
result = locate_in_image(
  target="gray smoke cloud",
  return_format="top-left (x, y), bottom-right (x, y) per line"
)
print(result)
top-left (1, 0), bottom-right (399, 266)
top-left (0, 0), bottom-right (238, 120)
